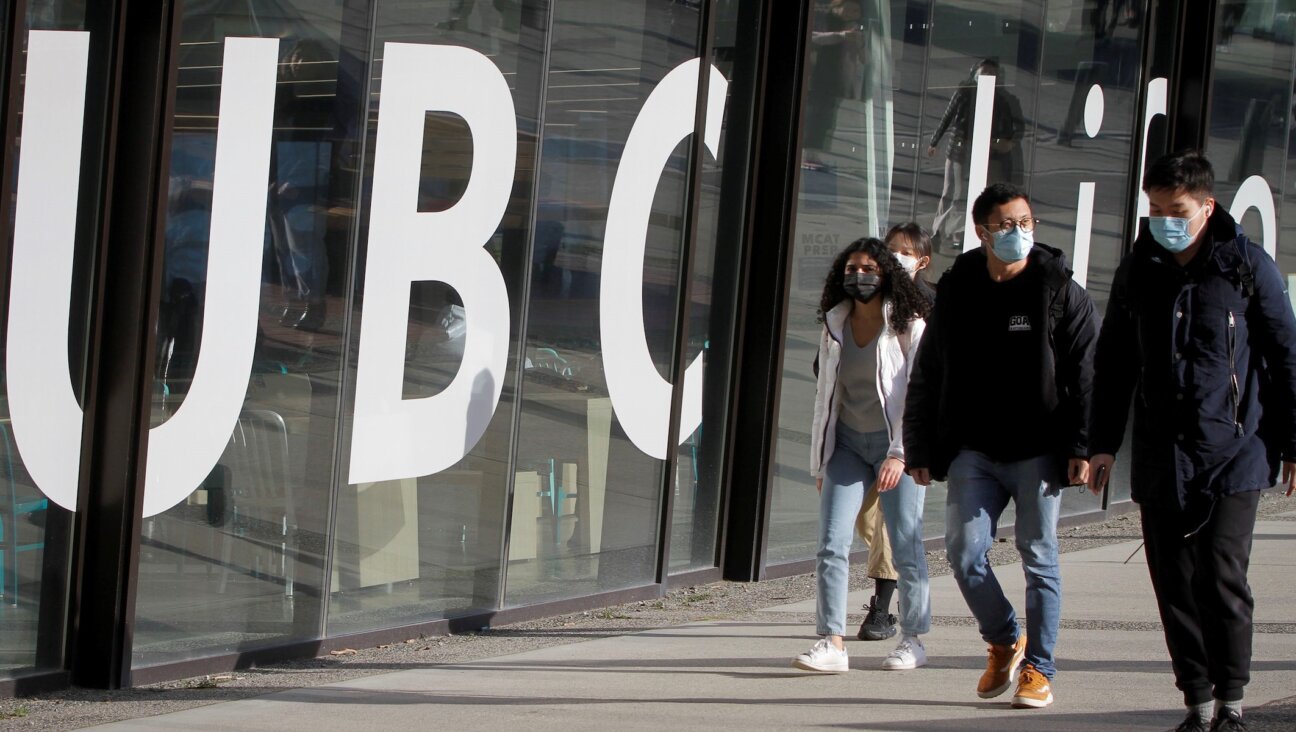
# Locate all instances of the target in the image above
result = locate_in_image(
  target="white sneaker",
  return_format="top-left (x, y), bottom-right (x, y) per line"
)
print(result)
top-left (792, 638), bottom-right (849, 673)
top-left (881, 636), bottom-right (927, 670)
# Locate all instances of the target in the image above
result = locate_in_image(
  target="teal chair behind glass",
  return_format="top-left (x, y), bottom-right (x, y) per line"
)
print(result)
top-left (0, 422), bottom-right (47, 606)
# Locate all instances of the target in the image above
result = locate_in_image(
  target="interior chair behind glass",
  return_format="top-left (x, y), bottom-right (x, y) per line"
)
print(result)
top-left (219, 410), bottom-right (296, 600)
top-left (0, 423), bottom-right (47, 606)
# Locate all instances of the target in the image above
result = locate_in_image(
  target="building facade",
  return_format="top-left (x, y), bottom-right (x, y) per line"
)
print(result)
top-left (0, 0), bottom-right (1290, 692)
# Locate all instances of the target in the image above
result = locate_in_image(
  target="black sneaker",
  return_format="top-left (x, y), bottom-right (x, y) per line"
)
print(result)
top-left (1211, 709), bottom-right (1248, 732)
top-left (856, 595), bottom-right (897, 641)
top-left (1175, 711), bottom-right (1208, 732)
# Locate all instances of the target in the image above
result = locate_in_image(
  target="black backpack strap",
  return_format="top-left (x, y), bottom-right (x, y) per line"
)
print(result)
top-left (1235, 238), bottom-right (1257, 299)
top-left (1232, 238), bottom-right (1283, 481)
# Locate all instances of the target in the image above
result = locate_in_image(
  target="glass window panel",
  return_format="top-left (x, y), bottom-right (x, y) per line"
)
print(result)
top-left (1032, 1), bottom-right (1145, 513)
top-left (1216, 4), bottom-right (1296, 519)
top-left (919, 2), bottom-right (1038, 259)
top-left (132, 1), bottom-right (365, 666)
top-left (767, 0), bottom-right (1147, 565)
top-left (769, 0), bottom-right (935, 565)
top-left (1211, 0), bottom-right (1295, 507)
top-left (503, 0), bottom-right (703, 605)
top-left (1212, 1), bottom-right (1294, 287)
top-left (0, 0), bottom-right (101, 678)
top-left (324, 0), bottom-right (544, 635)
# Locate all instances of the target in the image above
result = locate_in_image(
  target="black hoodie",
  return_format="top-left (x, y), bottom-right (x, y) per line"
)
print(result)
top-left (903, 243), bottom-right (1099, 480)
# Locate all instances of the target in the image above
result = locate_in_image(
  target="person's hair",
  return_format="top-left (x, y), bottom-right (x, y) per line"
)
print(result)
top-left (1143, 149), bottom-right (1214, 200)
top-left (883, 222), bottom-right (933, 282)
top-left (818, 237), bottom-right (932, 333)
top-left (971, 182), bottom-right (1030, 226)
top-left (972, 57), bottom-right (999, 76)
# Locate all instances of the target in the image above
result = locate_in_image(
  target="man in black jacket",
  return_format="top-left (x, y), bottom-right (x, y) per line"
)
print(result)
top-left (1088, 151), bottom-right (1296, 732)
top-left (905, 182), bottom-right (1098, 710)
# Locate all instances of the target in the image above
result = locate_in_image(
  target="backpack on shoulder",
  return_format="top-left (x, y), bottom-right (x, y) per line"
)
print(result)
top-left (1232, 239), bottom-right (1284, 485)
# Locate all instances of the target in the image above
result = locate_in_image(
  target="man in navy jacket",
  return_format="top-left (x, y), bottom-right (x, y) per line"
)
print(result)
top-left (1089, 151), bottom-right (1296, 732)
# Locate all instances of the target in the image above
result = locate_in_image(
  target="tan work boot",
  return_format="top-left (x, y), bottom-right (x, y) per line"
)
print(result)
top-left (1011, 663), bottom-right (1054, 708)
top-left (976, 633), bottom-right (1027, 698)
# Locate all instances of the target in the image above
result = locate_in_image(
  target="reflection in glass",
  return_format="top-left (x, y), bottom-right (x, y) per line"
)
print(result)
top-left (1211, 0), bottom-right (1293, 274)
top-left (0, 2), bottom-right (95, 678)
top-left (1220, 1), bottom-right (1296, 508)
top-left (325, 0), bottom-right (543, 636)
top-left (1033, 1), bottom-right (1144, 506)
top-left (767, 0), bottom-right (1148, 565)
top-left (133, 1), bottom-right (363, 666)
top-left (770, 0), bottom-right (920, 565)
top-left (918, 3), bottom-right (1036, 261)
top-left (504, 0), bottom-right (703, 604)
top-left (928, 58), bottom-right (1024, 251)
top-left (667, 0), bottom-right (758, 574)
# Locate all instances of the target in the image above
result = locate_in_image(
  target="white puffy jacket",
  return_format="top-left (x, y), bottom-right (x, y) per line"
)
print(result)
top-left (809, 298), bottom-right (926, 477)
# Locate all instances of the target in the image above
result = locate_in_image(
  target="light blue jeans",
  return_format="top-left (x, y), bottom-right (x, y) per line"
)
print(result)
top-left (945, 450), bottom-right (1063, 678)
top-left (817, 422), bottom-right (931, 637)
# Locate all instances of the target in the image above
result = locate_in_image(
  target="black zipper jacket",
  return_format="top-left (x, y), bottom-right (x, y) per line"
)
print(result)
top-left (1089, 209), bottom-right (1296, 507)
top-left (903, 244), bottom-right (1098, 480)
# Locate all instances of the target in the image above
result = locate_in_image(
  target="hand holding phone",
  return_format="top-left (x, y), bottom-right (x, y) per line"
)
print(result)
top-left (1087, 454), bottom-right (1115, 498)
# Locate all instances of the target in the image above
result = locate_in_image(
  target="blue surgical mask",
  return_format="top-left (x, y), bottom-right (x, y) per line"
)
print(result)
top-left (990, 226), bottom-right (1033, 263)
top-left (1149, 205), bottom-right (1209, 253)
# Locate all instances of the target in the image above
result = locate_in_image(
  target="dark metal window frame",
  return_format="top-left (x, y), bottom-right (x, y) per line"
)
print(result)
top-left (65, 0), bottom-right (182, 690)
top-left (721, 0), bottom-right (813, 582)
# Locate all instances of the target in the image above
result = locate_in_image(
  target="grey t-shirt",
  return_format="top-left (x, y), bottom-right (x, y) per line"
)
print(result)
top-left (837, 324), bottom-right (887, 434)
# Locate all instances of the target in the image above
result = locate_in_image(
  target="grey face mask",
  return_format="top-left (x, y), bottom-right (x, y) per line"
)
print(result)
top-left (843, 273), bottom-right (881, 303)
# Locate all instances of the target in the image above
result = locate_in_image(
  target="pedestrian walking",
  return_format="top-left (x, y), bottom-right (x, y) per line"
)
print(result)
top-left (1088, 151), bottom-right (1296, 732)
top-left (851, 223), bottom-right (937, 643)
top-left (794, 237), bottom-right (933, 674)
top-left (904, 182), bottom-right (1099, 709)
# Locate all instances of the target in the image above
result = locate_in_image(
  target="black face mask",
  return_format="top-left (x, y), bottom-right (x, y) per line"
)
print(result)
top-left (843, 273), bottom-right (882, 303)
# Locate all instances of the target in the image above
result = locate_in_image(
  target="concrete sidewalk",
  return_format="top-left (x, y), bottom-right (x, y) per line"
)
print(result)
top-left (86, 515), bottom-right (1296, 731)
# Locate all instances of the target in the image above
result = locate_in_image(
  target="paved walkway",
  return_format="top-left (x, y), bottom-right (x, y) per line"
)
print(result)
top-left (89, 515), bottom-right (1296, 731)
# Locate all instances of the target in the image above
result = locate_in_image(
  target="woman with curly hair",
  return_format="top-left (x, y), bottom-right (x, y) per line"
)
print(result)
top-left (848, 222), bottom-right (939, 642)
top-left (793, 236), bottom-right (933, 674)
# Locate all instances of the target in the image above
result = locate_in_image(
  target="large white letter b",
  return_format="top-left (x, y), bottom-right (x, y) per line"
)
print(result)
top-left (348, 43), bottom-right (515, 485)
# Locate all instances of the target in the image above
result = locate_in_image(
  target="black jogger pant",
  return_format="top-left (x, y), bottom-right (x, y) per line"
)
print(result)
top-left (1140, 490), bottom-right (1261, 705)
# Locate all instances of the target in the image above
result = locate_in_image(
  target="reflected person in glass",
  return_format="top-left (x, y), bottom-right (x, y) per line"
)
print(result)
top-left (801, 0), bottom-right (863, 172)
top-left (927, 58), bottom-right (1023, 252)
top-left (269, 39), bottom-right (335, 332)
top-left (795, 237), bottom-right (933, 674)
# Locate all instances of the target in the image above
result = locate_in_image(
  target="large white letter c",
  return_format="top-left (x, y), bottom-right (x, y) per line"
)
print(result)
top-left (600, 59), bottom-right (728, 460)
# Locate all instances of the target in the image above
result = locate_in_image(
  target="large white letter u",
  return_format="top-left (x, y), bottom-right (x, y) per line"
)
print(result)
top-left (6, 33), bottom-right (278, 516)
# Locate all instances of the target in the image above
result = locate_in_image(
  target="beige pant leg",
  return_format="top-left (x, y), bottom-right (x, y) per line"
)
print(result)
top-left (856, 484), bottom-right (898, 581)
